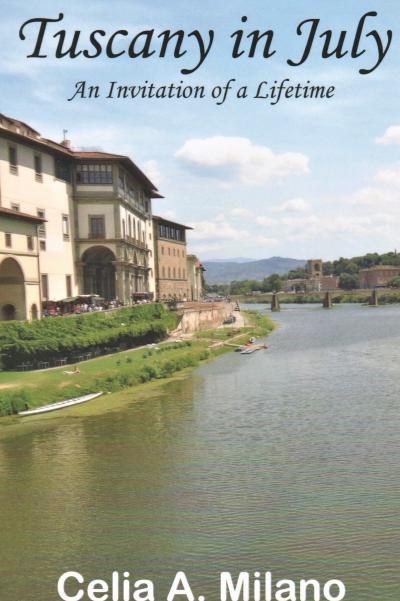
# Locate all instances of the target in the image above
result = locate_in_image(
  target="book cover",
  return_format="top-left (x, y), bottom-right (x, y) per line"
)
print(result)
top-left (0, 2), bottom-right (398, 601)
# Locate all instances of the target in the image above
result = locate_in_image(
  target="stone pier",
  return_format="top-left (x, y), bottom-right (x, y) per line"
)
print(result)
top-left (271, 293), bottom-right (281, 312)
top-left (369, 289), bottom-right (379, 306)
top-left (323, 291), bottom-right (333, 309)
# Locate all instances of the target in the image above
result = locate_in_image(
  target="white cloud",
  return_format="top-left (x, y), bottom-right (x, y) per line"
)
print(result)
top-left (175, 136), bottom-right (309, 186)
top-left (159, 209), bottom-right (176, 221)
top-left (255, 216), bottom-right (277, 226)
top-left (374, 163), bottom-right (400, 188)
top-left (272, 198), bottom-right (311, 213)
top-left (255, 235), bottom-right (279, 246)
top-left (230, 207), bottom-right (254, 218)
top-left (143, 159), bottom-right (165, 187)
top-left (189, 219), bottom-right (250, 241)
top-left (376, 125), bottom-right (400, 145)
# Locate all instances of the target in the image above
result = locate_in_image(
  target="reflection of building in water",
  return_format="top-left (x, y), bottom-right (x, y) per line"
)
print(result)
top-left (359, 265), bottom-right (400, 289)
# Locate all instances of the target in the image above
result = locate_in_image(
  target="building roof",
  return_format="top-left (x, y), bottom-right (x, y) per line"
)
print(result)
top-left (152, 215), bottom-right (193, 230)
top-left (0, 113), bottom-right (161, 195)
top-left (75, 151), bottom-right (161, 196)
top-left (0, 206), bottom-right (47, 223)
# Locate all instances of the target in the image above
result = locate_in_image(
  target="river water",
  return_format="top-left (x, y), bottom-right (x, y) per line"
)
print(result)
top-left (0, 304), bottom-right (399, 601)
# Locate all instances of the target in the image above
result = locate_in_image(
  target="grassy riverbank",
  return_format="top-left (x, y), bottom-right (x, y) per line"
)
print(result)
top-left (0, 310), bottom-right (274, 417)
top-left (0, 303), bottom-right (177, 370)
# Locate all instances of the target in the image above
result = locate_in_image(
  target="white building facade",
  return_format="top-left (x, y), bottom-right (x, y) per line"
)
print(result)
top-left (0, 114), bottom-right (162, 319)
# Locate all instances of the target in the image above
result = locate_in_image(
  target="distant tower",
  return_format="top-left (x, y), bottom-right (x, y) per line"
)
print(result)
top-left (306, 259), bottom-right (323, 278)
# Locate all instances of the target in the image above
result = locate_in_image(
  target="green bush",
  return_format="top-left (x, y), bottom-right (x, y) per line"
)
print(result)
top-left (0, 389), bottom-right (32, 416)
top-left (0, 305), bottom-right (178, 369)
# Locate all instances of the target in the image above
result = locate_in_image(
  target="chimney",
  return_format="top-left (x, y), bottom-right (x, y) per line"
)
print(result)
top-left (61, 128), bottom-right (71, 148)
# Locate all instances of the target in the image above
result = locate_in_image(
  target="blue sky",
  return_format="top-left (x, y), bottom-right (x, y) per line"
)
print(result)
top-left (1, 0), bottom-right (400, 260)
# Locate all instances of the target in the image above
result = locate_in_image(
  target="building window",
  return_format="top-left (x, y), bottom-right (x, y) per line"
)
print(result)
top-left (89, 215), bottom-right (105, 239)
top-left (8, 146), bottom-right (18, 174)
top-left (66, 275), bottom-right (72, 297)
top-left (34, 154), bottom-right (43, 181)
top-left (178, 268), bottom-right (181, 278)
top-left (41, 274), bottom-right (49, 300)
top-left (62, 214), bottom-right (70, 240)
top-left (118, 168), bottom-right (125, 191)
top-left (5, 233), bottom-right (12, 248)
top-left (161, 246), bottom-right (164, 255)
top-left (183, 268), bottom-right (186, 279)
top-left (173, 248), bottom-right (176, 256)
top-left (168, 267), bottom-right (171, 278)
top-left (162, 266), bottom-right (166, 278)
top-left (76, 163), bottom-right (113, 184)
top-left (168, 247), bottom-right (170, 256)
top-left (122, 219), bottom-right (126, 239)
top-left (173, 267), bottom-right (176, 279)
top-left (11, 203), bottom-right (20, 212)
top-left (55, 158), bottom-right (71, 182)
top-left (27, 236), bottom-right (34, 251)
top-left (37, 209), bottom-right (46, 238)
top-left (39, 240), bottom-right (46, 251)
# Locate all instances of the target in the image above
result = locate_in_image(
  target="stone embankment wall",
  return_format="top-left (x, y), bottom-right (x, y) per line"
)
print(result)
top-left (174, 302), bottom-right (233, 334)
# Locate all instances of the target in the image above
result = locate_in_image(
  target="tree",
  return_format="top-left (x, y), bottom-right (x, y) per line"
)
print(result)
top-left (261, 273), bottom-right (283, 292)
top-left (339, 273), bottom-right (359, 290)
top-left (287, 268), bottom-right (307, 279)
top-left (388, 276), bottom-right (400, 288)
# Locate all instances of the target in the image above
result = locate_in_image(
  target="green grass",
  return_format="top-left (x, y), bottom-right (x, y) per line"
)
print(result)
top-left (0, 311), bottom-right (275, 416)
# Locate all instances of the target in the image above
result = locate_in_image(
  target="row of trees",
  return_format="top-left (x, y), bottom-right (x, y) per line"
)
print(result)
top-left (205, 251), bottom-right (400, 294)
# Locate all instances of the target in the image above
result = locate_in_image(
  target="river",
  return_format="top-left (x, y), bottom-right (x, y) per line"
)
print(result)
top-left (0, 304), bottom-right (399, 601)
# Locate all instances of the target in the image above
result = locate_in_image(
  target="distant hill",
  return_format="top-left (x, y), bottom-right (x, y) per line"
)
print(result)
top-left (203, 257), bottom-right (306, 284)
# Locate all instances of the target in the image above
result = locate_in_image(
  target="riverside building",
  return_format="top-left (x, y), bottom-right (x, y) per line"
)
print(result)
top-left (0, 113), bottom-right (163, 319)
top-left (152, 215), bottom-right (192, 300)
top-left (187, 254), bottom-right (205, 301)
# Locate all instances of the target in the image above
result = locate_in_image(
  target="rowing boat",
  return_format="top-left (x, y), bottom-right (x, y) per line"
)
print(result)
top-left (18, 392), bottom-right (103, 416)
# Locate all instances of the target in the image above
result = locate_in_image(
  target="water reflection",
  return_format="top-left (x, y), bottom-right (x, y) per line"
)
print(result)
top-left (0, 305), bottom-right (399, 601)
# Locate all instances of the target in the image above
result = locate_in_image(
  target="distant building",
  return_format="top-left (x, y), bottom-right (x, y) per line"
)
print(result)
top-left (284, 258), bottom-right (338, 293)
top-left (284, 275), bottom-right (338, 293)
top-left (187, 255), bottom-right (205, 301)
top-left (306, 259), bottom-right (323, 278)
top-left (0, 207), bottom-right (45, 320)
top-left (152, 215), bottom-right (192, 300)
top-left (359, 265), bottom-right (400, 289)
